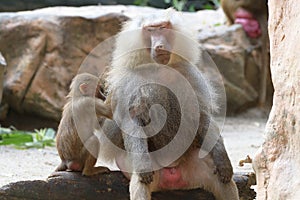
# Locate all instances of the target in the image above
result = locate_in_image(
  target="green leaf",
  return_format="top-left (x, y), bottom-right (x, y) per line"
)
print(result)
top-left (0, 127), bottom-right (13, 134)
top-left (44, 128), bottom-right (56, 140)
top-left (188, 5), bottom-right (196, 12)
top-left (176, 1), bottom-right (185, 11)
top-left (214, 23), bottom-right (222, 27)
top-left (134, 0), bottom-right (148, 6)
top-left (0, 132), bottom-right (33, 145)
top-left (0, 127), bottom-right (56, 149)
top-left (211, 0), bottom-right (220, 7)
top-left (15, 141), bottom-right (44, 149)
top-left (203, 4), bottom-right (213, 10)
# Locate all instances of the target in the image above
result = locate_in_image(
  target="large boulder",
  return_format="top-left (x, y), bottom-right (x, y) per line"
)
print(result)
top-left (253, 0), bottom-right (300, 199)
top-left (0, 6), bottom-right (128, 122)
top-left (0, 6), bottom-right (268, 127)
top-left (199, 24), bottom-right (261, 113)
top-left (0, 52), bottom-right (6, 104)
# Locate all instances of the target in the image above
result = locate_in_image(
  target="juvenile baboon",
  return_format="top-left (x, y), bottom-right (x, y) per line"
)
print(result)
top-left (98, 9), bottom-right (239, 200)
top-left (55, 73), bottom-right (112, 176)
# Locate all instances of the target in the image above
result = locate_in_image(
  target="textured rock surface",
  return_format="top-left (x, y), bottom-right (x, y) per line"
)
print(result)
top-left (199, 24), bottom-right (261, 113)
top-left (253, 1), bottom-right (300, 199)
top-left (0, 0), bottom-right (105, 12)
top-left (0, 6), bottom-right (267, 126)
top-left (0, 6), bottom-right (128, 122)
top-left (0, 171), bottom-right (256, 200)
top-left (0, 52), bottom-right (6, 104)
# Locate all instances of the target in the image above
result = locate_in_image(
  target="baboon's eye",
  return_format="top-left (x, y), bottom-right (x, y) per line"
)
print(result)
top-left (145, 27), bottom-right (154, 32)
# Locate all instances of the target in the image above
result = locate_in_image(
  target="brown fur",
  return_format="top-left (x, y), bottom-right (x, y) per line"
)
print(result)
top-left (55, 73), bottom-right (112, 176)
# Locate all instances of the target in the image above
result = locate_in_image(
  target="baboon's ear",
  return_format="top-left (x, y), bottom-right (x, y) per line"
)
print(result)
top-left (79, 83), bottom-right (88, 95)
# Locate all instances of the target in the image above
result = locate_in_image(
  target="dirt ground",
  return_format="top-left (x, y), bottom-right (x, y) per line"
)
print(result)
top-left (0, 112), bottom-right (267, 187)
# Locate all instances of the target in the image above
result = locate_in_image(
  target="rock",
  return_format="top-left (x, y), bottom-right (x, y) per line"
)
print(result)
top-left (199, 24), bottom-right (261, 113)
top-left (0, 6), bottom-right (128, 122)
top-left (0, 1), bottom-right (114, 12)
top-left (0, 103), bottom-right (9, 121)
top-left (0, 171), bottom-right (256, 200)
top-left (0, 52), bottom-right (6, 105)
top-left (0, 6), bottom-right (268, 126)
top-left (253, 1), bottom-right (300, 199)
